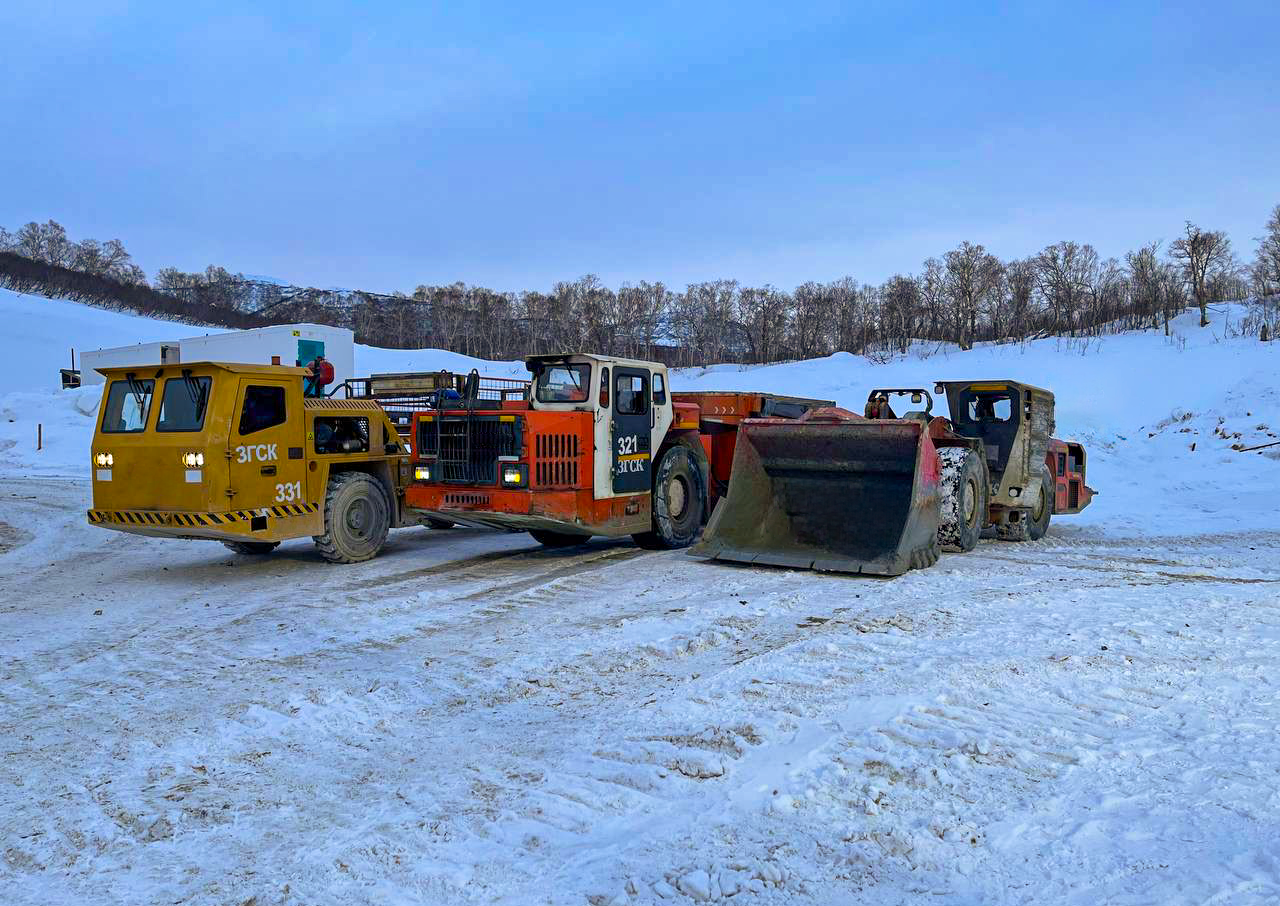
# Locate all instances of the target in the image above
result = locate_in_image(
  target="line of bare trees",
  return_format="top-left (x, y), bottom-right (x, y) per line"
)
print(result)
top-left (3, 209), bottom-right (1277, 365)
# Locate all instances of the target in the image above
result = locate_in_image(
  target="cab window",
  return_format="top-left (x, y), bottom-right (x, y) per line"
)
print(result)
top-left (534, 364), bottom-right (591, 403)
top-left (966, 394), bottom-right (1012, 423)
top-left (239, 385), bottom-right (287, 435)
top-left (157, 376), bottom-right (212, 432)
top-left (653, 372), bottom-right (667, 405)
top-left (101, 379), bottom-right (154, 433)
top-left (615, 373), bottom-right (647, 415)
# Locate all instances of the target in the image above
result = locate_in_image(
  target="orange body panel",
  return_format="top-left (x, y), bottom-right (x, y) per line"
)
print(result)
top-left (1046, 438), bottom-right (1095, 514)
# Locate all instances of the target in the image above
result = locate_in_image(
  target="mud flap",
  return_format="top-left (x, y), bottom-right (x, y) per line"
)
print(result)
top-left (689, 416), bottom-right (941, 576)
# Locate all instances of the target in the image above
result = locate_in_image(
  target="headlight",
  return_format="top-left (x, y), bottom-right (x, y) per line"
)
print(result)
top-left (181, 452), bottom-right (205, 468)
top-left (94, 452), bottom-right (113, 467)
top-left (414, 465), bottom-right (432, 482)
top-left (501, 465), bottom-right (528, 488)
top-left (1009, 486), bottom-right (1022, 497)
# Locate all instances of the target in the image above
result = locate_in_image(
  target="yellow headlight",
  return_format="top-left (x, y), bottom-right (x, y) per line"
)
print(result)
top-left (414, 465), bottom-right (431, 481)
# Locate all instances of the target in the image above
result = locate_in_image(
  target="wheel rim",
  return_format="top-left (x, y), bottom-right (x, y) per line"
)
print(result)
top-left (667, 475), bottom-right (689, 520)
top-left (1032, 484), bottom-right (1046, 521)
top-left (963, 477), bottom-right (978, 526)
top-left (345, 498), bottom-right (372, 538)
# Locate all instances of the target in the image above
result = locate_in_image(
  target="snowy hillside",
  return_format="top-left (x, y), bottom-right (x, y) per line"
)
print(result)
top-left (1, 289), bottom-right (1278, 906)
top-left (3, 287), bottom-right (1275, 535)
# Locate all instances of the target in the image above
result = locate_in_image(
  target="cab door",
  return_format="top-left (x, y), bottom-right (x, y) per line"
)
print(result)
top-left (611, 367), bottom-right (652, 494)
top-left (227, 379), bottom-right (306, 511)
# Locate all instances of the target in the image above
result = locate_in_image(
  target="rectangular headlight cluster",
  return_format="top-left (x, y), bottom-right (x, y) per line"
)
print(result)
top-left (414, 464), bottom-right (432, 482)
top-left (501, 464), bottom-right (528, 488)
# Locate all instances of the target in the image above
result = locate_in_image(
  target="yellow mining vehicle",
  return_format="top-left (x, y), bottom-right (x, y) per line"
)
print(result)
top-left (87, 362), bottom-right (418, 561)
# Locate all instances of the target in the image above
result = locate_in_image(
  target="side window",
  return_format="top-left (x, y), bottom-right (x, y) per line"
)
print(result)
top-left (1057, 452), bottom-right (1067, 476)
top-left (615, 373), bottom-right (647, 415)
top-left (238, 385), bottom-right (287, 435)
top-left (653, 372), bottom-right (667, 405)
top-left (314, 416), bottom-right (369, 454)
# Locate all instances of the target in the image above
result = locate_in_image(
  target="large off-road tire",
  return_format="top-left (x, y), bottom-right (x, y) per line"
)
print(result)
top-left (222, 540), bottom-right (279, 555)
top-left (633, 442), bottom-right (707, 550)
top-left (314, 472), bottom-right (391, 563)
top-left (529, 529), bottom-right (589, 548)
top-left (937, 447), bottom-right (987, 552)
top-left (1027, 463), bottom-right (1053, 541)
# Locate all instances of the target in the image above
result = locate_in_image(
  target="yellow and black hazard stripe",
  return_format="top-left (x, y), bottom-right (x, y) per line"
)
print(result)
top-left (88, 503), bottom-right (319, 528)
top-left (266, 503), bottom-right (319, 518)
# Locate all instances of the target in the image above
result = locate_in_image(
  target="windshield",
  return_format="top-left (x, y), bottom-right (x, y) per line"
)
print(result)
top-left (101, 379), bottom-right (155, 433)
top-left (965, 394), bottom-right (1013, 423)
top-left (157, 376), bottom-right (212, 432)
top-left (534, 364), bottom-right (591, 403)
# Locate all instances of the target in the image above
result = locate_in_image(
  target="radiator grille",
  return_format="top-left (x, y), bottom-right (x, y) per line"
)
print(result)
top-left (534, 432), bottom-right (581, 487)
top-left (418, 416), bottom-right (521, 483)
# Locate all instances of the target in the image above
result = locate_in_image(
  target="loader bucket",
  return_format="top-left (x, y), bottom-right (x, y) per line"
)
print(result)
top-left (689, 416), bottom-right (941, 576)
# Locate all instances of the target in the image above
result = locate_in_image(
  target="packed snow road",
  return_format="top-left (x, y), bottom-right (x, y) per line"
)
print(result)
top-left (2, 478), bottom-right (1279, 906)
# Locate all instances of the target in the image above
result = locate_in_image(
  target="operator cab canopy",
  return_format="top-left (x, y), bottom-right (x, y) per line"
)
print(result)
top-left (525, 353), bottom-right (667, 412)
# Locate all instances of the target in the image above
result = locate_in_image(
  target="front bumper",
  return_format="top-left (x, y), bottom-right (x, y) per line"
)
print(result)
top-left (87, 503), bottom-right (321, 542)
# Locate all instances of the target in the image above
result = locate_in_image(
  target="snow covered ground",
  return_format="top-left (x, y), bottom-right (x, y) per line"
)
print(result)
top-left (1, 289), bottom-right (1277, 905)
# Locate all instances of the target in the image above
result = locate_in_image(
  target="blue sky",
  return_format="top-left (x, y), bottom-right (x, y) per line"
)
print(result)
top-left (2, 0), bottom-right (1277, 293)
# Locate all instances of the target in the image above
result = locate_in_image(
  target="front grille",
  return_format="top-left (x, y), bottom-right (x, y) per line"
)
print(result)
top-left (1068, 480), bottom-right (1079, 509)
top-left (534, 432), bottom-right (581, 487)
top-left (444, 493), bottom-right (490, 506)
top-left (418, 415), bottom-right (521, 484)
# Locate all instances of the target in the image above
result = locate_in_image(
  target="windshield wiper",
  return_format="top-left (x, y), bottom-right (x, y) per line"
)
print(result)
top-left (125, 373), bottom-right (149, 412)
top-left (181, 369), bottom-right (207, 413)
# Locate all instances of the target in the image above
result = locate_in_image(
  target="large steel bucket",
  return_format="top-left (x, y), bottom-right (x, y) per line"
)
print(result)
top-left (689, 416), bottom-right (941, 576)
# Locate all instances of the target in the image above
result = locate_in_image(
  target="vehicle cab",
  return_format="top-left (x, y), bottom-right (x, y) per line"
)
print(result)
top-left (407, 354), bottom-right (677, 537)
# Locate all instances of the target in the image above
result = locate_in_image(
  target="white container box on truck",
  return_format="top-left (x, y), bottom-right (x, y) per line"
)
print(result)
top-left (80, 341), bottom-right (181, 385)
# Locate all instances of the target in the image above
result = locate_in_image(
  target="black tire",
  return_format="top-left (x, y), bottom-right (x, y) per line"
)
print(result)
top-left (222, 540), bottom-right (279, 555)
top-left (937, 447), bottom-right (987, 552)
top-left (529, 529), bottom-right (589, 548)
top-left (1027, 463), bottom-right (1053, 541)
top-left (633, 442), bottom-right (707, 550)
top-left (314, 472), bottom-right (391, 563)
top-left (425, 517), bottom-right (455, 530)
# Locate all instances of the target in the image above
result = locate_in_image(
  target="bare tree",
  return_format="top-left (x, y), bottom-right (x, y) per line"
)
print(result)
top-left (879, 275), bottom-right (919, 354)
top-left (917, 257), bottom-right (946, 340)
top-left (15, 220), bottom-right (75, 267)
top-left (1251, 203), bottom-right (1280, 300)
top-left (736, 284), bottom-right (790, 363)
top-left (1034, 241), bottom-right (1096, 335)
top-left (1169, 221), bottom-right (1234, 326)
top-left (943, 241), bottom-right (1002, 349)
top-left (1002, 257), bottom-right (1037, 342)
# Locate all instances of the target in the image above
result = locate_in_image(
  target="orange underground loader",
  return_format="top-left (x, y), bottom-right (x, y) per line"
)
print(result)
top-left (402, 354), bottom-right (834, 550)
